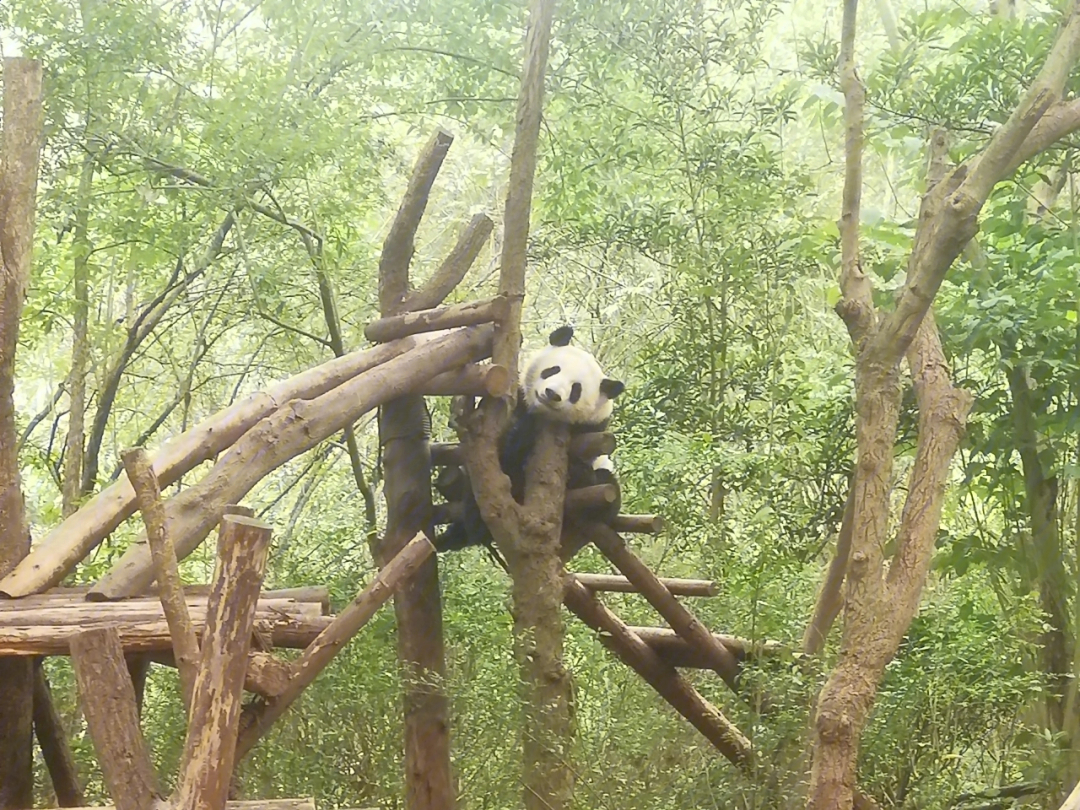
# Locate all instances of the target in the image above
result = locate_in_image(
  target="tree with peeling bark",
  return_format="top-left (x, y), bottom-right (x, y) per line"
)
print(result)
top-left (805, 1), bottom-right (1080, 807)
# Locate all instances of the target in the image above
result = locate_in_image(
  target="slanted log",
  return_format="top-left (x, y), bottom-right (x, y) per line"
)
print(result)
top-left (563, 579), bottom-right (752, 769)
top-left (175, 515), bottom-right (272, 810)
top-left (610, 514), bottom-right (664, 534)
top-left (573, 574), bottom-right (717, 597)
top-left (420, 364), bottom-right (510, 397)
top-left (122, 448), bottom-right (199, 709)
top-left (235, 532), bottom-right (434, 761)
top-left (589, 524), bottom-right (743, 695)
top-left (69, 627), bottom-right (159, 810)
top-left (33, 665), bottom-right (85, 806)
top-left (364, 296), bottom-right (508, 343)
top-left (0, 336), bottom-right (423, 598)
top-left (89, 325), bottom-right (492, 601)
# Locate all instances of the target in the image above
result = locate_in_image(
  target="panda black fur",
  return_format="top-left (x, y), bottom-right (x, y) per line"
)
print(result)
top-left (435, 325), bottom-right (625, 556)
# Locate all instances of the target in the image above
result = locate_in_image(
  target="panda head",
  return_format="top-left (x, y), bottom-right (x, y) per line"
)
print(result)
top-left (520, 326), bottom-right (625, 424)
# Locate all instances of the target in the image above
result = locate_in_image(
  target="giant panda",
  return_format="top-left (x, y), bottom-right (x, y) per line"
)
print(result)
top-left (435, 325), bottom-right (625, 558)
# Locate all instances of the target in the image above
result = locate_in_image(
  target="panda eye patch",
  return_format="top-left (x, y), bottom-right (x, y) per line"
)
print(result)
top-left (569, 383), bottom-right (582, 404)
top-left (540, 366), bottom-right (560, 379)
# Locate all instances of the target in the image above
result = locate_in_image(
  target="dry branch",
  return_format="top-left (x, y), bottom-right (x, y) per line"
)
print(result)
top-left (563, 578), bottom-right (752, 768)
top-left (421, 363), bottom-right (511, 397)
top-left (33, 665), bottom-right (85, 806)
top-left (573, 574), bottom-right (717, 597)
top-left (801, 483), bottom-right (855, 656)
top-left (0, 336), bottom-right (422, 598)
top-left (402, 212), bottom-right (494, 312)
top-left (121, 448), bottom-right (199, 709)
top-left (235, 532), bottom-right (434, 761)
top-left (378, 129), bottom-right (454, 312)
top-left (70, 627), bottom-right (159, 810)
top-left (175, 516), bottom-right (272, 810)
top-left (364, 296), bottom-right (508, 343)
top-left (89, 326), bottom-right (492, 600)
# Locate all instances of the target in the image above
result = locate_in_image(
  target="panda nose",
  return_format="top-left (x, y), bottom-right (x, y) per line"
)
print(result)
top-left (544, 388), bottom-right (561, 402)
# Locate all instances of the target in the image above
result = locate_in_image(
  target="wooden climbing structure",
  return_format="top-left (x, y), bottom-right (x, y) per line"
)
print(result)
top-left (0, 10), bottom-right (778, 809)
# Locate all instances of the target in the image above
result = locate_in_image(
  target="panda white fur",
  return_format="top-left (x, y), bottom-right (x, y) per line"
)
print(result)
top-left (435, 325), bottom-right (625, 556)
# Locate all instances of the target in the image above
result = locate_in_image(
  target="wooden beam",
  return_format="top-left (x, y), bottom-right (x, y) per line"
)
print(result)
top-left (610, 514), bottom-right (664, 534)
top-left (145, 649), bottom-right (292, 699)
top-left (572, 574), bottom-right (717, 597)
top-left (69, 627), bottom-right (158, 810)
top-left (364, 296), bottom-right (508, 343)
top-left (174, 516), bottom-right (273, 810)
top-left (430, 432), bottom-right (616, 467)
top-left (32, 664), bottom-right (85, 806)
top-left (23, 800), bottom-right (320, 810)
top-left (235, 532), bottom-right (434, 761)
top-left (563, 579), bottom-right (752, 769)
top-left (617, 626), bottom-right (782, 669)
top-left (565, 484), bottom-right (618, 511)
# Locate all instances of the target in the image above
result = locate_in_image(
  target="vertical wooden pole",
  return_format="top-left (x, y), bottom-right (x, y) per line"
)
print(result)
top-left (376, 130), bottom-right (457, 810)
top-left (174, 515), bottom-right (272, 810)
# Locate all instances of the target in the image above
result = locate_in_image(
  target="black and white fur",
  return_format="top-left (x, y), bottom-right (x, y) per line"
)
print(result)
top-left (435, 325), bottom-right (625, 556)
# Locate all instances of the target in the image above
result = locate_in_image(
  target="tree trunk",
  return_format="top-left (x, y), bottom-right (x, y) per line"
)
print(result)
top-left (0, 57), bottom-right (43, 808)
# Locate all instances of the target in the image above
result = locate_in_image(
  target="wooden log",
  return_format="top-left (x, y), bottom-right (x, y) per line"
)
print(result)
top-left (401, 212), bottom-right (494, 313)
top-left (430, 433), bottom-right (616, 468)
top-left (563, 579), bottom-right (752, 769)
top-left (0, 596), bottom-right (321, 627)
top-left (11, 586), bottom-right (331, 612)
top-left (122, 448), bottom-right (200, 710)
top-left (610, 514), bottom-right (664, 534)
top-left (364, 296), bottom-right (508, 343)
top-left (619, 626), bottom-right (782, 668)
top-left (33, 664), bottom-right (85, 806)
top-left (235, 532), bottom-right (434, 761)
top-left (69, 627), bottom-right (159, 810)
top-left (0, 614), bottom-right (330, 656)
top-left (175, 515), bottom-right (273, 810)
top-left (46, 800), bottom-right (319, 810)
top-left (145, 648), bottom-right (292, 699)
top-left (89, 325), bottom-right (493, 601)
top-left (569, 431), bottom-right (615, 459)
top-left (565, 484), bottom-right (618, 510)
top-left (573, 574), bottom-right (717, 597)
top-left (420, 363), bottom-right (511, 397)
top-left (589, 524), bottom-right (743, 695)
top-left (0, 336), bottom-right (424, 598)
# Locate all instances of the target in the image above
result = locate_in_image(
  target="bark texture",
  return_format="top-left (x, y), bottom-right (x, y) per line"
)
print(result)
top-left (0, 57), bottom-right (43, 809)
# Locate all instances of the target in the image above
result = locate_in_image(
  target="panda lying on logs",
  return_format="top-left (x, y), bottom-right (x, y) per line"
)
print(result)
top-left (435, 325), bottom-right (625, 558)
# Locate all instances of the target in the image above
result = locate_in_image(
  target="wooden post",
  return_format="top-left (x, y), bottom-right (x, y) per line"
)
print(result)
top-left (70, 627), bottom-right (159, 810)
top-left (122, 448), bottom-right (200, 710)
top-left (375, 128), bottom-right (457, 810)
top-left (174, 515), bottom-right (272, 810)
top-left (572, 574), bottom-right (717, 597)
top-left (236, 532), bottom-right (434, 760)
top-left (33, 664), bottom-right (86, 806)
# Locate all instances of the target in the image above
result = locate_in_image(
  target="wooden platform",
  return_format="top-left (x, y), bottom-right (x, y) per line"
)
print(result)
top-left (0, 588), bottom-right (331, 655)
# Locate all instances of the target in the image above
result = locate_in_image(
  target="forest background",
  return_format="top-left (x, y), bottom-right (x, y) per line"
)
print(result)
top-left (3, 0), bottom-right (1080, 807)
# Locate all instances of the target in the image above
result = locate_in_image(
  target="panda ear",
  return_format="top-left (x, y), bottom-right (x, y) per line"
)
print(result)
top-left (600, 379), bottom-right (625, 399)
top-left (549, 325), bottom-right (574, 347)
